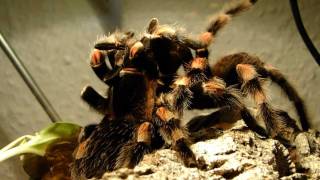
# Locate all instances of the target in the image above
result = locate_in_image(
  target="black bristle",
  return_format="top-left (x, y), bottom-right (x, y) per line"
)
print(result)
top-left (173, 139), bottom-right (197, 167)
top-left (268, 68), bottom-right (309, 130)
top-left (187, 69), bottom-right (208, 85)
top-left (240, 108), bottom-right (268, 137)
top-left (207, 19), bottom-right (225, 35)
top-left (258, 102), bottom-right (275, 134)
top-left (116, 141), bottom-right (151, 169)
top-left (241, 78), bottom-right (264, 97)
top-left (172, 85), bottom-right (193, 114)
top-left (225, 0), bottom-right (254, 15)
top-left (72, 118), bottom-right (137, 178)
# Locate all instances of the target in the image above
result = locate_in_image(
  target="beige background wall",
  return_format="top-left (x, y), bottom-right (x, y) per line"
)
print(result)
top-left (0, 0), bottom-right (319, 179)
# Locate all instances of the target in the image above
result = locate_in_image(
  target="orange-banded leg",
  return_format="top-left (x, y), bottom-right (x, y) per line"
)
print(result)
top-left (189, 0), bottom-right (258, 57)
top-left (158, 57), bottom-right (211, 116)
top-left (91, 31), bottom-right (137, 85)
top-left (80, 49), bottom-right (121, 113)
top-left (90, 49), bottom-right (110, 81)
top-left (72, 117), bottom-right (137, 179)
top-left (187, 76), bottom-right (268, 137)
top-left (264, 64), bottom-right (310, 131)
top-left (154, 106), bottom-right (197, 167)
top-left (156, 73), bottom-right (194, 120)
top-left (186, 57), bottom-right (212, 83)
top-left (236, 64), bottom-right (301, 143)
top-left (90, 49), bottom-right (122, 85)
top-left (161, 57), bottom-right (267, 138)
top-left (146, 0), bottom-right (257, 57)
top-left (115, 121), bottom-right (154, 169)
top-left (155, 75), bottom-right (197, 167)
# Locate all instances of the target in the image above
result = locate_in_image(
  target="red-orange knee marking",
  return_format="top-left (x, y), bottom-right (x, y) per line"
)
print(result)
top-left (202, 80), bottom-right (226, 94)
top-left (156, 107), bottom-right (176, 121)
top-left (137, 122), bottom-right (152, 145)
top-left (174, 77), bottom-right (190, 86)
top-left (191, 57), bottom-right (207, 70)
top-left (90, 49), bottom-right (103, 66)
top-left (172, 129), bottom-right (186, 142)
top-left (236, 64), bottom-right (258, 82)
top-left (130, 42), bottom-right (144, 59)
top-left (199, 32), bottom-right (214, 45)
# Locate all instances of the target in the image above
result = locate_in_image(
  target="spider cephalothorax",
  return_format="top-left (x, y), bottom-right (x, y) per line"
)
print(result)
top-left (72, 0), bottom-right (309, 178)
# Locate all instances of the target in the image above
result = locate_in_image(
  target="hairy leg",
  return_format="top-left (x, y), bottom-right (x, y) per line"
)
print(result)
top-left (236, 64), bottom-right (301, 142)
top-left (81, 85), bottom-right (111, 114)
top-left (154, 106), bottom-right (197, 167)
top-left (265, 65), bottom-right (310, 131)
top-left (72, 117), bottom-right (135, 178)
top-left (212, 52), bottom-right (309, 131)
top-left (155, 76), bottom-right (198, 167)
top-left (115, 122), bottom-right (154, 169)
top-left (184, 57), bottom-right (267, 137)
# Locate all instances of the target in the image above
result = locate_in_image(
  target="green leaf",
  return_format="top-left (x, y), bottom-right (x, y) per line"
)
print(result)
top-left (0, 122), bottom-right (81, 162)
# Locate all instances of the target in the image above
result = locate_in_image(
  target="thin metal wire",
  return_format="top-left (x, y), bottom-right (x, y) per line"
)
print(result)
top-left (290, 0), bottom-right (320, 66)
top-left (0, 33), bottom-right (61, 123)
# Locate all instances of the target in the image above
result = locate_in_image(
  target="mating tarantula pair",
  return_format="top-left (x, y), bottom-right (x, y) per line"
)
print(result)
top-left (72, 0), bottom-right (309, 178)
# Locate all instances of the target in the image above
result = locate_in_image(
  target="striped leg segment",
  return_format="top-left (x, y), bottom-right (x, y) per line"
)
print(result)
top-left (236, 64), bottom-right (300, 142)
top-left (182, 57), bottom-right (268, 137)
top-left (155, 75), bottom-right (198, 167)
top-left (115, 122), bottom-right (154, 169)
top-left (155, 106), bottom-right (197, 167)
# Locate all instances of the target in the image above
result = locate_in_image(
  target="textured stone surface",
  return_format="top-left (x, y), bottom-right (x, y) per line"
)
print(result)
top-left (97, 122), bottom-right (320, 180)
top-left (0, 0), bottom-right (319, 179)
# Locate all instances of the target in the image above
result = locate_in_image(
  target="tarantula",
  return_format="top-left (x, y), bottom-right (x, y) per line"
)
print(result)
top-left (72, 0), bottom-right (309, 178)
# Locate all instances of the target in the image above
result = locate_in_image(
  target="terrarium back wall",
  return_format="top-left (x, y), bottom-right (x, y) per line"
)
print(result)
top-left (0, 0), bottom-right (319, 179)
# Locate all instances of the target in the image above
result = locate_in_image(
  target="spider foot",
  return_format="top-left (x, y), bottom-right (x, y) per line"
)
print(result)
top-left (173, 139), bottom-right (197, 168)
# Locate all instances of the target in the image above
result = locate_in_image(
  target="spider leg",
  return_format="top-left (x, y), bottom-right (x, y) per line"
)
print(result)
top-left (146, 18), bottom-right (159, 34)
top-left (187, 106), bottom-right (239, 133)
top-left (167, 0), bottom-right (258, 57)
top-left (90, 49), bottom-right (121, 85)
top-left (212, 52), bottom-right (309, 131)
top-left (236, 64), bottom-right (301, 142)
top-left (184, 57), bottom-right (268, 137)
top-left (90, 49), bottom-right (110, 79)
top-left (155, 77), bottom-right (197, 167)
top-left (72, 116), bottom-right (135, 178)
top-left (115, 121), bottom-right (154, 169)
top-left (264, 65), bottom-right (310, 131)
top-left (190, 77), bottom-right (268, 137)
top-left (154, 106), bottom-right (197, 167)
top-left (196, 0), bottom-right (257, 55)
top-left (92, 31), bottom-right (137, 85)
top-left (206, 0), bottom-right (257, 38)
top-left (81, 85), bottom-right (111, 114)
top-left (94, 34), bottom-right (126, 50)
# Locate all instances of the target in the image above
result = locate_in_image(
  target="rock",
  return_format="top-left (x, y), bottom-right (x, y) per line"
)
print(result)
top-left (295, 133), bottom-right (311, 156)
top-left (96, 121), bottom-right (320, 180)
